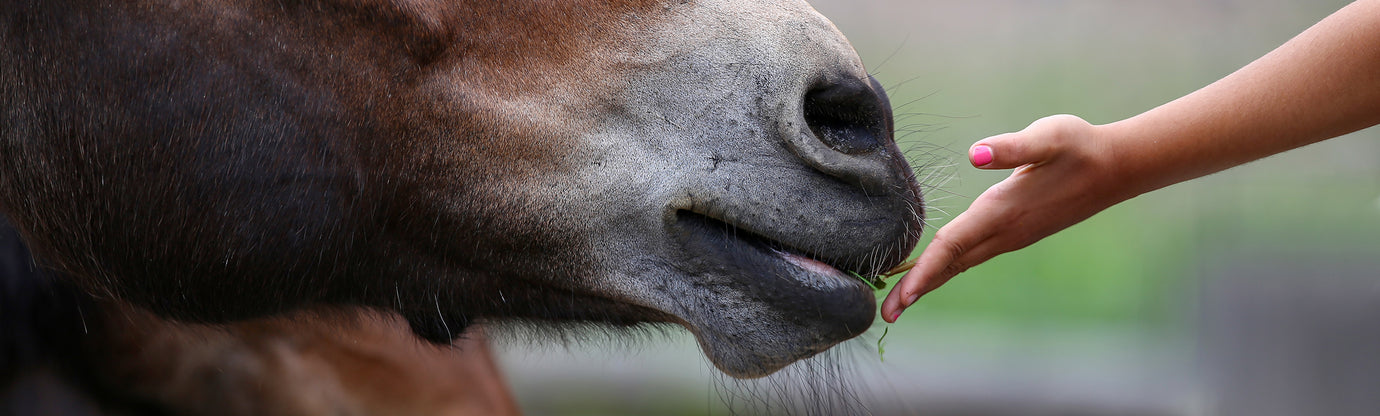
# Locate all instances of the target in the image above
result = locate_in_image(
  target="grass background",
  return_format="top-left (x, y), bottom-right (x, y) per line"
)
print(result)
top-left (499, 1), bottom-right (1380, 414)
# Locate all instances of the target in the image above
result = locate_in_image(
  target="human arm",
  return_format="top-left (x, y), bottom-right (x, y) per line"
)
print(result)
top-left (882, 0), bottom-right (1380, 322)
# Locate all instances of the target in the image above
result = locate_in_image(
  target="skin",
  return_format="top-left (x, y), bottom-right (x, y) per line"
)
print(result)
top-left (883, 0), bottom-right (1380, 322)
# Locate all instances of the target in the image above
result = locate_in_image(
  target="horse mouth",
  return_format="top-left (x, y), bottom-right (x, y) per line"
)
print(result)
top-left (673, 210), bottom-right (870, 291)
top-left (666, 209), bottom-right (877, 378)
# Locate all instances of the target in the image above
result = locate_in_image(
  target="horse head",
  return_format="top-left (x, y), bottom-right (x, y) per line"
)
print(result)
top-left (0, 0), bottom-right (923, 378)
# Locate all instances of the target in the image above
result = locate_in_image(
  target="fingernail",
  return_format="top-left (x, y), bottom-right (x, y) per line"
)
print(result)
top-left (970, 145), bottom-right (993, 167)
top-left (889, 310), bottom-right (902, 321)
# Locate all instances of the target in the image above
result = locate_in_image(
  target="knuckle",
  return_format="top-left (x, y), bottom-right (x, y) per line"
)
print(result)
top-left (1058, 115), bottom-right (1093, 139)
top-left (940, 261), bottom-right (970, 279)
top-left (1037, 114), bottom-right (1088, 143)
top-left (1017, 114), bottom-right (1096, 163)
top-left (930, 231), bottom-right (966, 256)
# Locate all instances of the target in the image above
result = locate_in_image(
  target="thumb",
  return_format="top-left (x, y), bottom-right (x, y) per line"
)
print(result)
top-left (970, 114), bottom-right (1087, 169)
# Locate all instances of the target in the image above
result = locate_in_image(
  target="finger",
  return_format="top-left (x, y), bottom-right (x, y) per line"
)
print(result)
top-left (881, 207), bottom-right (1000, 322)
top-left (880, 233), bottom-right (962, 322)
top-left (882, 186), bottom-right (1030, 322)
top-left (882, 229), bottom-right (1016, 323)
top-left (971, 114), bottom-right (1087, 170)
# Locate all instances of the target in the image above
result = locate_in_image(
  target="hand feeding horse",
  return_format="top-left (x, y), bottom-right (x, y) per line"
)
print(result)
top-left (0, 0), bottom-right (924, 413)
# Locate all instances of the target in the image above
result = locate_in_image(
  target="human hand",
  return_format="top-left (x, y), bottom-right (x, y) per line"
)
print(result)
top-left (879, 0), bottom-right (1380, 323)
top-left (881, 115), bottom-right (1138, 322)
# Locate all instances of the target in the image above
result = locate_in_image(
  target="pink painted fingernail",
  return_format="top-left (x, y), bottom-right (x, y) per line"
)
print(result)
top-left (971, 145), bottom-right (993, 167)
top-left (889, 310), bottom-right (902, 321)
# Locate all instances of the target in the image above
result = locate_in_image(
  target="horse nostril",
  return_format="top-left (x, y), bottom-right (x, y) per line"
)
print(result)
top-left (801, 75), bottom-right (893, 155)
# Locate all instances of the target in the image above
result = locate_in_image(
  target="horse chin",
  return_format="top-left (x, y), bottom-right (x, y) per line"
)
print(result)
top-left (683, 284), bottom-right (876, 379)
top-left (660, 210), bottom-right (880, 379)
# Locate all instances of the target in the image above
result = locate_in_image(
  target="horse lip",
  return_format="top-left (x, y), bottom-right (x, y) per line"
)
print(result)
top-left (671, 209), bottom-right (868, 288)
top-left (666, 208), bottom-right (877, 377)
top-left (775, 249), bottom-right (846, 279)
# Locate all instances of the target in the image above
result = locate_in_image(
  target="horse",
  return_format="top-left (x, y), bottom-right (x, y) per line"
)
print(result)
top-left (0, 0), bottom-right (924, 413)
top-left (2, 221), bottom-right (522, 415)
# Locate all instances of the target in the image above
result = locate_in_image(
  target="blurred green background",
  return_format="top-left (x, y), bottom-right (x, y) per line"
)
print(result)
top-left (499, 1), bottom-right (1380, 414)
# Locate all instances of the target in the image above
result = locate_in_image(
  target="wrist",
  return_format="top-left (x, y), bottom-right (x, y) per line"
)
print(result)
top-left (1091, 120), bottom-right (1162, 203)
